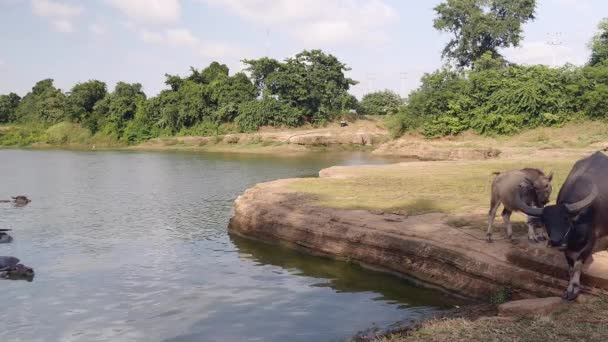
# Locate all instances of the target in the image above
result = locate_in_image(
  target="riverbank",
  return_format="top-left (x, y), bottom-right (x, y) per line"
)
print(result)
top-left (3, 120), bottom-right (608, 160)
top-left (373, 297), bottom-right (608, 341)
top-left (228, 155), bottom-right (608, 339)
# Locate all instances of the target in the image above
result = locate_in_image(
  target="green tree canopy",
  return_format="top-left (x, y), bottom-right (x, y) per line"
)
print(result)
top-left (15, 79), bottom-right (67, 124)
top-left (358, 90), bottom-right (403, 115)
top-left (242, 57), bottom-right (281, 95)
top-left (93, 82), bottom-right (146, 136)
top-left (590, 18), bottom-right (608, 66)
top-left (0, 93), bottom-right (21, 123)
top-left (269, 50), bottom-right (357, 122)
top-left (66, 80), bottom-right (107, 124)
top-left (433, 0), bottom-right (536, 68)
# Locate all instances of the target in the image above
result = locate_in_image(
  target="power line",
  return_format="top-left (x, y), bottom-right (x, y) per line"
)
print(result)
top-left (546, 32), bottom-right (563, 67)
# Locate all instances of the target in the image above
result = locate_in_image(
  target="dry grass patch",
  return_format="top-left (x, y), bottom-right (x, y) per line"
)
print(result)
top-left (374, 298), bottom-right (608, 342)
top-left (290, 159), bottom-right (577, 217)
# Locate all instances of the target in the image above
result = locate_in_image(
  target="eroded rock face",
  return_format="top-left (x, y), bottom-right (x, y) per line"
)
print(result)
top-left (372, 142), bottom-right (501, 161)
top-left (228, 178), bottom-right (608, 300)
top-left (498, 297), bottom-right (564, 316)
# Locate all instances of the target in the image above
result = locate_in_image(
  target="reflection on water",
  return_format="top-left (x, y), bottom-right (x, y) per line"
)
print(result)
top-left (232, 236), bottom-right (462, 309)
top-left (0, 149), bottom-right (456, 342)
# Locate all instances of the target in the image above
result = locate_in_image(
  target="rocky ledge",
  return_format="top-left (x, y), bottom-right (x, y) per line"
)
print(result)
top-left (228, 174), bottom-right (608, 300)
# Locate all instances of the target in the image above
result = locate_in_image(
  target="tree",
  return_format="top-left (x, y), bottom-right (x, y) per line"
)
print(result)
top-left (15, 79), bottom-right (67, 124)
top-left (359, 90), bottom-right (403, 115)
top-left (0, 93), bottom-right (21, 123)
top-left (266, 50), bottom-right (358, 123)
top-left (589, 18), bottom-right (608, 66)
top-left (242, 57), bottom-right (281, 95)
top-left (433, 0), bottom-right (536, 68)
top-left (66, 80), bottom-right (107, 123)
top-left (94, 82), bottom-right (146, 136)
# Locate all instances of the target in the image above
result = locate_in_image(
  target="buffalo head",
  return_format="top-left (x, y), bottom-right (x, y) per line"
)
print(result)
top-left (518, 184), bottom-right (597, 249)
top-left (11, 196), bottom-right (31, 207)
top-left (520, 169), bottom-right (553, 207)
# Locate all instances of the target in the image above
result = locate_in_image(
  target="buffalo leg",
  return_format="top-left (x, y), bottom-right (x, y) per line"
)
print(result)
top-left (564, 259), bottom-right (583, 301)
top-left (486, 199), bottom-right (501, 243)
top-left (525, 219), bottom-right (540, 243)
top-left (527, 216), bottom-right (545, 241)
top-left (501, 209), bottom-right (513, 240)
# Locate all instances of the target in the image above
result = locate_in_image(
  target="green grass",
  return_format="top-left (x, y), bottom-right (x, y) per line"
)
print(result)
top-left (290, 159), bottom-right (577, 216)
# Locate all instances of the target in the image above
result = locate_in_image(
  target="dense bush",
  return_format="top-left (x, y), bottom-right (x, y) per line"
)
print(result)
top-left (392, 56), bottom-right (608, 137)
top-left (358, 90), bottom-right (403, 115)
top-left (235, 97), bottom-right (302, 132)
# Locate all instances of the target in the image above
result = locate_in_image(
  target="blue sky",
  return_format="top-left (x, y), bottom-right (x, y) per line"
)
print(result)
top-left (0, 0), bottom-right (606, 98)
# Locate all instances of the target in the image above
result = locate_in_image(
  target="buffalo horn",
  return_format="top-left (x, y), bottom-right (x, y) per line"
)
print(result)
top-left (565, 185), bottom-right (598, 214)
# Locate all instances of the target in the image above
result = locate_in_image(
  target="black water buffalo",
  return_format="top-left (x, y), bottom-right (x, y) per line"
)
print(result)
top-left (0, 256), bottom-right (34, 281)
top-left (0, 196), bottom-right (31, 207)
top-left (0, 229), bottom-right (12, 243)
top-left (518, 151), bottom-right (607, 300)
top-left (487, 168), bottom-right (553, 242)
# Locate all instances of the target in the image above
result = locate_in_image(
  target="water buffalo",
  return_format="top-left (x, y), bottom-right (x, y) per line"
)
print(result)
top-left (518, 151), bottom-right (607, 300)
top-left (0, 196), bottom-right (31, 207)
top-left (0, 229), bottom-right (12, 243)
top-left (487, 168), bottom-right (553, 243)
top-left (0, 256), bottom-right (34, 281)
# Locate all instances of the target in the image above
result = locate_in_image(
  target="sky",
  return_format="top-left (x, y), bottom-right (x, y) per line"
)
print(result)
top-left (0, 0), bottom-right (606, 99)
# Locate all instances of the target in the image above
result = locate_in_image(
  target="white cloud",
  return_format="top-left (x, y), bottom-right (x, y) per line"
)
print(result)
top-left (504, 41), bottom-right (587, 66)
top-left (200, 0), bottom-right (397, 45)
top-left (166, 28), bottom-right (199, 47)
top-left (139, 27), bottom-right (245, 58)
top-left (106, 0), bottom-right (180, 24)
top-left (31, 0), bottom-right (82, 33)
top-left (32, 0), bottom-right (81, 17)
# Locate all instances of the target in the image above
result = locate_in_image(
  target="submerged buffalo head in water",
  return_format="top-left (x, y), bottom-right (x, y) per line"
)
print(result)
top-left (0, 257), bottom-right (34, 281)
top-left (11, 196), bottom-right (31, 207)
top-left (0, 196), bottom-right (31, 207)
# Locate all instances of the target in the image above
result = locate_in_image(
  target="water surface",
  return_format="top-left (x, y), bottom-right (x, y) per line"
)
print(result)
top-left (0, 150), bottom-right (459, 342)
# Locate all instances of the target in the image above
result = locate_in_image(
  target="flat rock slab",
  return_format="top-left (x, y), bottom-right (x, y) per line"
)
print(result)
top-left (498, 297), bottom-right (564, 316)
top-left (229, 178), bottom-right (608, 300)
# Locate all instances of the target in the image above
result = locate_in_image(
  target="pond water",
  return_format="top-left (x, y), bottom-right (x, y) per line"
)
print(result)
top-left (0, 149), bottom-right (460, 342)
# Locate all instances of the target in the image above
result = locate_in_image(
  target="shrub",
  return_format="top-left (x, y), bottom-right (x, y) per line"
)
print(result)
top-left (235, 97), bottom-right (302, 132)
top-left (358, 90), bottom-right (403, 115)
top-left (46, 122), bottom-right (92, 145)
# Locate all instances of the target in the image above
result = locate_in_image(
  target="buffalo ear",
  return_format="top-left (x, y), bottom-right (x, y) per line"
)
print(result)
top-left (547, 171), bottom-right (554, 182)
top-left (519, 181), bottom-right (532, 190)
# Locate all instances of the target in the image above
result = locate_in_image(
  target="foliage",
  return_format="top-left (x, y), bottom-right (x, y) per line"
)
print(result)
top-left (14, 79), bottom-right (67, 124)
top-left (393, 51), bottom-right (608, 138)
top-left (358, 90), bottom-right (403, 115)
top-left (45, 122), bottom-right (92, 145)
top-left (433, 0), bottom-right (537, 68)
top-left (235, 97), bottom-right (302, 132)
top-left (244, 50), bottom-right (358, 124)
top-left (0, 93), bottom-right (20, 123)
top-left (589, 18), bottom-right (608, 66)
top-left (66, 80), bottom-right (107, 125)
top-left (0, 124), bottom-right (48, 146)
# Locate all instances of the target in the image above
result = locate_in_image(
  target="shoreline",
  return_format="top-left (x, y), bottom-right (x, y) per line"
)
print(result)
top-left (228, 159), bottom-right (608, 340)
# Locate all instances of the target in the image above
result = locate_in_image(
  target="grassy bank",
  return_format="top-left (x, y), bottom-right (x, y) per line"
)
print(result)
top-left (372, 298), bottom-right (608, 342)
top-left (290, 159), bottom-right (577, 216)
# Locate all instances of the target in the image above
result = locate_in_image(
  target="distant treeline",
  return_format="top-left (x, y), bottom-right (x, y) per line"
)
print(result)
top-left (0, 49), bottom-right (363, 145)
top-left (3, 0), bottom-right (608, 146)
top-left (388, 2), bottom-right (608, 138)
